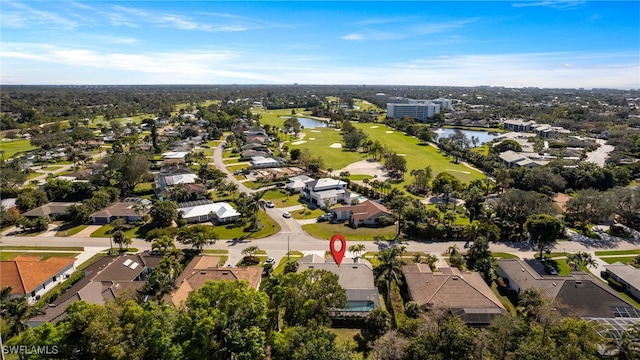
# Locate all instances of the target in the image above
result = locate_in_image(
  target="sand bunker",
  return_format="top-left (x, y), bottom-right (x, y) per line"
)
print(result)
top-left (446, 169), bottom-right (471, 174)
top-left (291, 141), bottom-right (307, 145)
top-left (397, 153), bottom-right (407, 156)
top-left (334, 129), bottom-right (341, 131)
top-left (309, 138), bottom-right (316, 140)
top-left (310, 130), bottom-right (321, 133)
top-left (386, 131), bottom-right (393, 134)
top-left (329, 143), bottom-right (342, 148)
top-left (370, 126), bottom-right (379, 128)
top-left (335, 160), bottom-right (390, 181)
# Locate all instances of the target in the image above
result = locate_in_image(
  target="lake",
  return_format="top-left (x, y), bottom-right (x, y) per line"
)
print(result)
top-left (433, 128), bottom-right (500, 145)
top-left (280, 116), bottom-right (328, 128)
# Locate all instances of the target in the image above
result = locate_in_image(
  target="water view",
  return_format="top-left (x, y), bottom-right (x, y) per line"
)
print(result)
top-left (433, 128), bottom-right (500, 145)
top-left (280, 116), bottom-right (328, 128)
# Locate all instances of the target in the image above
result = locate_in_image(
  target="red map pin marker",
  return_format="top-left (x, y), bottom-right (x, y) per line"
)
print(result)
top-left (330, 234), bottom-right (347, 266)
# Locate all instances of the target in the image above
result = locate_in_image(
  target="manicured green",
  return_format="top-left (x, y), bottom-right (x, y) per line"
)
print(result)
top-left (302, 222), bottom-right (396, 241)
top-left (594, 249), bottom-right (640, 256)
top-left (0, 252), bottom-right (79, 261)
top-left (0, 139), bottom-right (38, 159)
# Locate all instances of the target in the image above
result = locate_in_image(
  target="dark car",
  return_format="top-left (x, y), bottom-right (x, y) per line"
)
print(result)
top-left (544, 265), bottom-right (558, 275)
top-left (317, 213), bottom-right (332, 222)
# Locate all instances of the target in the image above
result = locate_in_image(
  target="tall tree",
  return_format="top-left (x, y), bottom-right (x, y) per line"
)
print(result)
top-left (526, 214), bottom-right (564, 260)
top-left (176, 224), bottom-right (218, 252)
top-left (374, 246), bottom-right (407, 302)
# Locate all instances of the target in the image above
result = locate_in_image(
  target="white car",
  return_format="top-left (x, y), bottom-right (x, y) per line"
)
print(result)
top-left (266, 201), bottom-right (275, 208)
top-left (265, 257), bottom-right (275, 265)
top-left (282, 212), bottom-right (291, 218)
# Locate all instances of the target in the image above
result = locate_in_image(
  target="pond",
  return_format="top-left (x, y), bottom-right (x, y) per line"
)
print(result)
top-left (433, 128), bottom-right (500, 145)
top-left (280, 116), bottom-right (328, 129)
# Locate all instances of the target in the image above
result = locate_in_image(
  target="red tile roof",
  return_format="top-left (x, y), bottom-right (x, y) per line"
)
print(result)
top-left (1, 256), bottom-right (75, 295)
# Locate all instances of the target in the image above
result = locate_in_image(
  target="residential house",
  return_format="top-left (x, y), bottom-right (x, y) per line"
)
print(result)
top-left (285, 175), bottom-right (314, 193)
top-left (251, 156), bottom-right (282, 168)
top-left (244, 127), bottom-right (267, 136)
top-left (403, 263), bottom-right (506, 326)
top-left (90, 198), bottom-right (151, 224)
top-left (301, 178), bottom-right (350, 207)
top-left (605, 263), bottom-right (640, 301)
top-left (22, 202), bottom-right (76, 219)
top-left (178, 199), bottom-right (241, 224)
top-left (161, 151), bottom-right (189, 160)
top-left (502, 119), bottom-right (536, 132)
top-left (297, 254), bottom-right (380, 317)
top-left (497, 259), bottom-right (640, 336)
top-left (155, 166), bottom-right (199, 199)
top-left (498, 150), bottom-right (549, 169)
top-left (164, 255), bottom-right (262, 307)
top-left (1, 256), bottom-right (75, 304)
top-left (29, 253), bottom-right (162, 326)
top-left (1, 198), bottom-right (17, 210)
top-left (332, 200), bottom-right (394, 228)
top-left (241, 149), bottom-right (271, 160)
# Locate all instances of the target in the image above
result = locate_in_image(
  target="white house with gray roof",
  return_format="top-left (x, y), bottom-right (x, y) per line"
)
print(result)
top-left (605, 263), bottom-right (640, 301)
top-left (301, 178), bottom-right (350, 207)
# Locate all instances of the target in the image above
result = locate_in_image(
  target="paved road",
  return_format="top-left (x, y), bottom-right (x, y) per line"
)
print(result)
top-left (585, 139), bottom-right (614, 167)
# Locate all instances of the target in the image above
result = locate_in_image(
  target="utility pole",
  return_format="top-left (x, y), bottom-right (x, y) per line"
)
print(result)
top-left (287, 235), bottom-right (290, 261)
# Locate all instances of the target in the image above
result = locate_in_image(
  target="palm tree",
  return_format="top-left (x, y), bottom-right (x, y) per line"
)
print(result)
top-left (374, 246), bottom-right (407, 302)
top-left (446, 245), bottom-right (460, 257)
top-left (151, 235), bottom-right (176, 255)
top-left (566, 252), bottom-right (598, 270)
top-left (242, 245), bottom-right (260, 259)
top-left (348, 244), bottom-right (366, 263)
top-left (239, 191), bottom-right (267, 230)
top-left (1, 295), bottom-right (44, 337)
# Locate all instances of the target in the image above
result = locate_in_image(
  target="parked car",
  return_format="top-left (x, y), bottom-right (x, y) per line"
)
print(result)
top-left (317, 213), bottom-right (332, 222)
top-left (266, 201), bottom-right (275, 208)
top-left (544, 265), bottom-right (558, 275)
top-left (265, 257), bottom-right (275, 265)
top-left (282, 212), bottom-right (291, 218)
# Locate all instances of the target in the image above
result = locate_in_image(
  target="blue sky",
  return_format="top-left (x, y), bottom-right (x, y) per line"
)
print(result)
top-left (1, 1), bottom-right (638, 88)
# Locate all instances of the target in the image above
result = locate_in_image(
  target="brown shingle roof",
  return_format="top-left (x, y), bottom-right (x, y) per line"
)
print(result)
top-left (165, 255), bottom-right (262, 307)
top-left (403, 263), bottom-right (506, 312)
top-left (1, 256), bottom-right (75, 295)
top-left (333, 200), bottom-right (392, 222)
top-left (22, 202), bottom-right (75, 217)
top-left (91, 202), bottom-right (149, 219)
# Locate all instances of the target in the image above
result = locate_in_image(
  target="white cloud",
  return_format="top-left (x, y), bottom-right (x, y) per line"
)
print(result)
top-left (512, 1), bottom-right (586, 9)
top-left (342, 33), bottom-right (365, 41)
top-left (1, 43), bottom-right (637, 89)
top-left (1, 2), bottom-right (79, 29)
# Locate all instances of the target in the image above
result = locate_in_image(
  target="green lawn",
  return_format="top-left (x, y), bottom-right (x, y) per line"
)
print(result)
top-left (273, 251), bottom-right (304, 275)
top-left (0, 252), bottom-right (79, 261)
top-left (601, 256), bottom-right (638, 265)
top-left (223, 158), bottom-right (240, 164)
top-left (90, 222), bottom-right (155, 239)
top-left (0, 245), bottom-right (83, 251)
top-left (214, 211), bottom-right (281, 240)
top-left (55, 223), bottom-right (89, 237)
top-left (0, 139), bottom-right (38, 159)
top-left (594, 249), bottom-right (640, 256)
top-left (262, 190), bottom-right (303, 208)
top-left (289, 123), bottom-right (485, 190)
top-left (491, 281), bottom-right (517, 316)
top-left (291, 208), bottom-right (325, 220)
top-left (39, 165), bottom-right (62, 172)
top-left (134, 182), bottom-right (154, 192)
top-left (302, 222), bottom-right (396, 241)
top-left (492, 252), bottom-right (520, 259)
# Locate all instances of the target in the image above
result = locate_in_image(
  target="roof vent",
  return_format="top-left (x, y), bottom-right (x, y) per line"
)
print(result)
top-left (552, 282), bottom-right (556, 286)
top-left (576, 281), bottom-right (582, 284)
top-left (521, 268), bottom-right (525, 272)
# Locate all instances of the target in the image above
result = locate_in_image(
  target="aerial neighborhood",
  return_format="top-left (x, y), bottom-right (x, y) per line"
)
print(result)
top-left (1, 85), bottom-right (639, 359)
